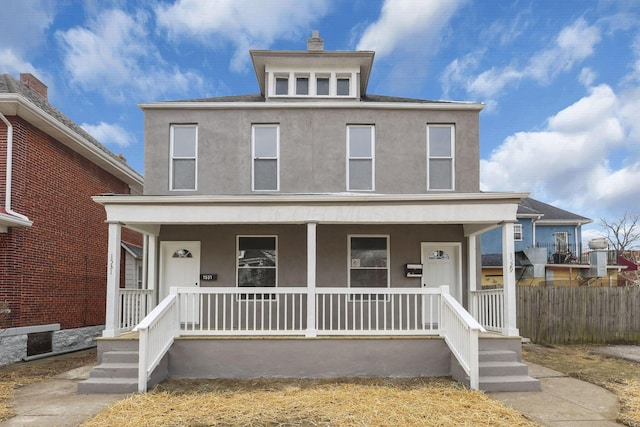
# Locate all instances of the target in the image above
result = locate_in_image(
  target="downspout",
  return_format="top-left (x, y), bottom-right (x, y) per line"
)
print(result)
top-left (0, 112), bottom-right (31, 222)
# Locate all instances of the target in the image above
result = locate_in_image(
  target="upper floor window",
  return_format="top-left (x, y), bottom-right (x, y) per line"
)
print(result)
top-left (296, 76), bottom-right (309, 95)
top-left (275, 76), bottom-right (288, 95)
top-left (336, 77), bottom-right (350, 96)
top-left (252, 124), bottom-right (279, 191)
top-left (347, 125), bottom-right (374, 191)
top-left (316, 76), bottom-right (330, 95)
top-left (514, 224), bottom-right (523, 241)
top-left (427, 124), bottom-right (455, 191)
top-left (170, 124), bottom-right (197, 191)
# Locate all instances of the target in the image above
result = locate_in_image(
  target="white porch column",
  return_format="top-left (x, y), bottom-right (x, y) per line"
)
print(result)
top-left (147, 234), bottom-right (158, 298)
top-left (305, 222), bottom-right (317, 337)
top-left (468, 234), bottom-right (478, 292)
top-left (103, 222), bottom-right (122, 338)
top-left (502, 222), bottom-right (519, 336)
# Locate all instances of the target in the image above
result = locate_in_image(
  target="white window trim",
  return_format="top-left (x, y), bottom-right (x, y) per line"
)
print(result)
top-left (554, 231), bottom-right (569, 252)
top-left (347, 234), bottom-right (390, 295)
top-left (236, 235), bottom-right (278, 300)
top-left (346, 125), bottom-right (375, 192)
top-left (514, 224), bottom-right (523, 241)
top-left (268, 71), bottom-right (357, 98)
top-left (169, 124), bottom-right (198, 191)
top-left (426, 124), bottom-right (455, 191)
top-left (251, 124), bottom-right (280, 192)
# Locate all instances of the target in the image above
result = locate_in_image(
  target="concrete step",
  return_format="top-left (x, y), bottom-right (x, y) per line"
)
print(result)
top-left (481, 375), bottom-right (541, 392)
top-left (102, 350), bottom-right (139, 364)
top-left (479, 361), bottom-right (530, 377)
top-left (89, 362), bottom-right (138, 378)
top-left (479, 350), bottom-right (518, 363)
top-left (77, 377), bottom-right (138, 394)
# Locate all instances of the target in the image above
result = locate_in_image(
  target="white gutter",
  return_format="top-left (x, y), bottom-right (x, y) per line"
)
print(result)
top-left (0, 112), bottom-right (31, 225)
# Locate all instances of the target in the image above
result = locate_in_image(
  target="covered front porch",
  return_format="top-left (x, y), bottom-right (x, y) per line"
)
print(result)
top-left (91, 193), bottom-right (530, 392)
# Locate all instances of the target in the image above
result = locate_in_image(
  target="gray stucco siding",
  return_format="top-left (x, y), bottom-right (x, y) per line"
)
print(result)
top-left (143, 107), bottom-right (480, 195)
top-left (159, 223), bottom-right (467, 293)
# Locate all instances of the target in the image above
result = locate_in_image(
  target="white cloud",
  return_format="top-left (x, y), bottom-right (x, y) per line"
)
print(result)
top-left (0, 49), bottom-right (40, 76)
top-left (481, 83), bottom-right (640, 218)
top-left (155, 0), bottom-right (330, 72)
top-left (356, 0), bottom-right (466, 56)
top-left (81, 121), bottom-right (134, 147)
top-left (443, 18), bottom-right (602, 103)
top-left (579, 67), bottom-right (597, 87)
top-left (0, 0), bottom-right (54, 54)
top-left (57, 8), bottom-right (203, 102)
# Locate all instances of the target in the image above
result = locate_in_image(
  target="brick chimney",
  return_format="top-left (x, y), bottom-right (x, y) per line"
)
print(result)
top-left (20, 73), bottom-right (48, 100)
top-left (307, 30), bottom-right (324, 51)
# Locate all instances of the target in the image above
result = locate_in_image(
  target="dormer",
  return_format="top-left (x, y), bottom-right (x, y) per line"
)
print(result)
top-left (250, 30), bottom-right (375, 101)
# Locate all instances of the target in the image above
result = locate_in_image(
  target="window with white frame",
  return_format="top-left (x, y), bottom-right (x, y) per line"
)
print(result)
top-left (252, 124), bottom-right (279, 191)
top-left (348, 236), bottom-right (389, 297)
top-left (316, 76), bottom-right (330, 95)
top-left (347, 125), bottom-right (374, 191)
top-left (336, 77), bottom-right (350, 96)
top-left (427, 124), bottom-right (455, 190)
top-left (296, 75), bottom-right (309, 95)
top-left (554, 232), bottom-right (569, 253)
top-left (513, 224), bottom-right (523, 241)
top-left (275, 76), bottom-right (288, 95)
top-left (237, 236), bottom-right (277, 299)
top-left (170, 124), bottom-right (197, 191)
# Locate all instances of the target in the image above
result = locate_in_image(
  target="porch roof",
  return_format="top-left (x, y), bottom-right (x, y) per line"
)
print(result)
top-left (94, 192), bottom-right (527, 236)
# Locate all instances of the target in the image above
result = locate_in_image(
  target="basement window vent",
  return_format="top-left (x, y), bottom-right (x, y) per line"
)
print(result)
top-left (27, 331), bottom-right (53, 357)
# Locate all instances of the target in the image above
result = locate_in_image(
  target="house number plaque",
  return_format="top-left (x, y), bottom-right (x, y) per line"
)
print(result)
top-left (200, 273), bottom-right (217, 281)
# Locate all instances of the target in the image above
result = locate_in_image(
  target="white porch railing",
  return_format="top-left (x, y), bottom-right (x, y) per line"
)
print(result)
top-left (440, 288), bottom-right (486, 390)
top-left (130, 285), bottom-right (486, 391)
top-left (119, 289), bottom-right (154, 333)
top-left (134, 293), bottom-right (179, 393)
top-left (469, 289), bottom-right (504, 333)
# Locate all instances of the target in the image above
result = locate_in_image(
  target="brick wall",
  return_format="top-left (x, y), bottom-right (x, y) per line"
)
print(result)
top-left (0, 116), bottom-right (141, 330)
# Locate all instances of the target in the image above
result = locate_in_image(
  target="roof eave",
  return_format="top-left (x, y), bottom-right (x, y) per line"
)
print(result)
top-left (0, 94), bottom-right (143, 193)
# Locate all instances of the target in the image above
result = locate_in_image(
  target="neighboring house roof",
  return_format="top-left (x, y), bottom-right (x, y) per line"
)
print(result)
top-left (121, 242), bottom-right (143, 259)
top-left (518, 197), bottom-right (591, 224)
top-left (0, 73), bottom-right (143, 193)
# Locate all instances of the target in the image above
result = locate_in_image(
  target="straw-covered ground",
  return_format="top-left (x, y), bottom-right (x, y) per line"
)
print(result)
top-left (523, 344), bottom-right (640, 427)
top-left (0, 348), bottom-right (97, 421)
top-left (82, 377), bottom-right (536, 427)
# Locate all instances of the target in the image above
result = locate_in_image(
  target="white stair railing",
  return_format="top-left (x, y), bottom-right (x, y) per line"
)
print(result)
top-left (440, 286), bottom-right (486, 390)
top-left (134, 292), bottom-right (179, 392)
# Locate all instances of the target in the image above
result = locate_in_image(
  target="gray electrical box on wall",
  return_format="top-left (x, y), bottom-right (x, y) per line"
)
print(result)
top-left (405, 264), bottom-right (423, 278)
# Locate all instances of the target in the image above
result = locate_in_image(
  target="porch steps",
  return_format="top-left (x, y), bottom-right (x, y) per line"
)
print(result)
top-left (478, 350), bottom-right (540, 392)
top-left (78, 350), bottom-right (139, 394)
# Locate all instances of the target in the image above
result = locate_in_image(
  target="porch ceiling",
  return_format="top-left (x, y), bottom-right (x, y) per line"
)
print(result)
top-left (94, 193), bottom-right (527, 233)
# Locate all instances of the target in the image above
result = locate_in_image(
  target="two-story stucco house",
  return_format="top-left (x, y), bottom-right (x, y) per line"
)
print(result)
top-left (83, 32), bottom-right (539, 393)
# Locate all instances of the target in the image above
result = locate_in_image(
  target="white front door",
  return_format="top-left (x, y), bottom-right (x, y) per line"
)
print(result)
top-left (421, 243), bottom-right (461, 324)
top-left (160, 241), bottom-right (201, 323)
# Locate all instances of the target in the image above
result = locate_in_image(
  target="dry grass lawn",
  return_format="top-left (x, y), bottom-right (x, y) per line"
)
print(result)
top-left (82, 377), bottom-right (537, 427)
top-left (0, 348), bottom-right (97, 421)
top-left (523, 344), bottom-right (640, 426)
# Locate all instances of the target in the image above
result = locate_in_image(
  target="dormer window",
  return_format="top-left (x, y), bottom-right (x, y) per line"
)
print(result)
top-left (275, 76), bottom-right (289, 95)
top-left (337, 77), bottom-right (350, 96)
top-left (316, 76), bottom-right (330, 95)
top-left (296, 76), bottom-right (309, 95)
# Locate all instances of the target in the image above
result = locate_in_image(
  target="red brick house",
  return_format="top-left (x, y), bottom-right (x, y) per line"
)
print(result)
top-left (0, 73), bottom-right (143, 365)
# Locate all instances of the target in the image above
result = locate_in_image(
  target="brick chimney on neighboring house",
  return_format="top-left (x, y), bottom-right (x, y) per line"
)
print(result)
top-left (20, 73), bottom-right (48, 100)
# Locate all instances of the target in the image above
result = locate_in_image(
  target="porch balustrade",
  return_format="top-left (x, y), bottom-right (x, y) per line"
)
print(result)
top-left (131, 285), bottom-right (493, 392)
top-left (119, 289), bottom-right (154, 333)
top-left (469, 289), bottom-right (504, 333)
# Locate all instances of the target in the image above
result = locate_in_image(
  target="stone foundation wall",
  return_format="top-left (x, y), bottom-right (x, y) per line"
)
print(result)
top-left (0, 324), bottom-right (103, 367)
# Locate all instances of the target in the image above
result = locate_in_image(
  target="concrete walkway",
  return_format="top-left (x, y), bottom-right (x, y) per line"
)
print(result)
top-left (0, 365), bottom-right (128, 427)
top-left (0, 359), bottom-right (623, 427)
top-left (491, 362), bottom-right (620, 426)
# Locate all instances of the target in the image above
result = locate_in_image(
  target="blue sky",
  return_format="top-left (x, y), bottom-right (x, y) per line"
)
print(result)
top-left (1, 0), bottom-right (639, 241)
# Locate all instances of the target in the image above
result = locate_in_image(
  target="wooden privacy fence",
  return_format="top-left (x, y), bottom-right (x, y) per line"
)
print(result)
top-left (517, 285), bottom-right (640, 344)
